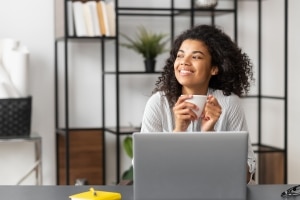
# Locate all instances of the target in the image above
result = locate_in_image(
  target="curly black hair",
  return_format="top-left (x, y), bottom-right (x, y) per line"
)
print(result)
top-left (154, 24), bottom-right (254, 107)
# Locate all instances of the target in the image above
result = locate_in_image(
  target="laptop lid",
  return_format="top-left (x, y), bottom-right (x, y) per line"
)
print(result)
top-left (133, 131), bottom-right (248, 200)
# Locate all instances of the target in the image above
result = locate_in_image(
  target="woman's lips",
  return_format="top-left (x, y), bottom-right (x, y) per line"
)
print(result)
top-left (179, 69), bottom-right (193, 75)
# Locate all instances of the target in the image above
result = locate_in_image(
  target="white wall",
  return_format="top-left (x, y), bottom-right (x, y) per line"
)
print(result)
top-left (0, 0), bottom-right (299, 185)
top-left (0, 0), bottom-right (55, 184)
top-left (287, 0), bottom-right (300, 184)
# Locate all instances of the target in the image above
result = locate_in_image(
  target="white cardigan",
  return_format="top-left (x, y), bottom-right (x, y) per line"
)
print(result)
top-left (141, 88), bottom-right (256, 174)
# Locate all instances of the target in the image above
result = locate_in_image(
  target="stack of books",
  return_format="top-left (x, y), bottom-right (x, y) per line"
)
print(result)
top-left (68, 0), bottom-right (116, 37)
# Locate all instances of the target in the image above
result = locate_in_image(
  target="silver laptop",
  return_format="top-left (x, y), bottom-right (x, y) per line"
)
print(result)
top-left (133, 131), bottom-right (248, 200)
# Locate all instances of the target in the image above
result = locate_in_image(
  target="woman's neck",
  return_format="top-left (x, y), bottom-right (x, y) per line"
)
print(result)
top-left (182, 87), bottom-right (208, 95)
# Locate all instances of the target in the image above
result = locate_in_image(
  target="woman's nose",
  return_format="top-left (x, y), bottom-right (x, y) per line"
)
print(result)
top-left (181, 58), bottom-right (190, 65)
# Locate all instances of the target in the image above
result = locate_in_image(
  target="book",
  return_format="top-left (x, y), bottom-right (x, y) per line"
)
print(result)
top-left (105, 1), bottom-right (116, 37)
top-left (67, 1), bottom-right (74, 36)
top-left (54, 0), bottom-right (64, 38)
top-left (83, 2), bottom-right (94, 36)
top-left (96, 1), bottom-right (106, 36)
top-left (69, 188), bottom-right (121, 200)
top-left (73, 1), bottom-right (87, 37)
top-left (98, 0), bottom-right (110, 36)
top-left (86, 1), bottom-right (101, 37)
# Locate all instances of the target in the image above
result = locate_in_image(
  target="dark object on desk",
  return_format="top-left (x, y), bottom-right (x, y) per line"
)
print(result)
top-left (0, 96), bottom-right (32, 137)
top-left (281, 185), bottom-right (300, 197)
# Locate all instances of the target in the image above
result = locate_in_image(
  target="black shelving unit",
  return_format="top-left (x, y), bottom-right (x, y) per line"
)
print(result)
top-left (54, 0), bottom-right (288, 185)
top-left (54, 0), bottom-right (112, 185)
top-left (247, 0), bottom-right (288, 184)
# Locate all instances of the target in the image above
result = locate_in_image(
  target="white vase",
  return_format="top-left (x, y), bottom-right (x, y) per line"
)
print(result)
top-left (194, 0), bottom-right (218, 8)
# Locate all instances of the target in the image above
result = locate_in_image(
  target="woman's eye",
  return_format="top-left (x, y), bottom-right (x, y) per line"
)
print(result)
top-left (177, 54), bottom-right (184, 58)
top-left (192, 55), bottom-right (201, 59)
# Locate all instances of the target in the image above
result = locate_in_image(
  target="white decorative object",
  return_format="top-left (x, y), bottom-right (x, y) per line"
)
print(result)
top-left (0, 38), bottom-right (29, 98)
top-left (194, 0), bottom-right (218, 8)
top-left (0, 63), bottom-right (20, 98)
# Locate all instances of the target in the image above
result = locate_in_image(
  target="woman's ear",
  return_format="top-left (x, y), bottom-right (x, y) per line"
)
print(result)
top-left (211, 66), bottom-right (219, 75)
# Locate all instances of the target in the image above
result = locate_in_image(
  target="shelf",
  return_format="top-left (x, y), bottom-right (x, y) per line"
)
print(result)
top-left (177, 9), bottom-right (236, 16)
top-left (105, 127), bottom-right (141, 135)
top-left (242, 95), bottom-right (286, 100)
top-left (56, 128), bottom-right (104, 136)
top-left (118, 7), bottom-right (236, 17)
top-left (55, 36), bottom-right (116, 41)
top-left (252, 144), bottom-right (286, 154)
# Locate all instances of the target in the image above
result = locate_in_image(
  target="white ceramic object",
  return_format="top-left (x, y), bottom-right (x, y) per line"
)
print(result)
top-left (194, 0), bottom-right (218, 8)
top-left (185, 95), bottom-right (207, 118)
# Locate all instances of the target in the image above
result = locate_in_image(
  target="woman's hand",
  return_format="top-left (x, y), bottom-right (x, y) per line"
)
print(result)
top-left (201, 95), bottom-right (222, 131)
top-left (173, 95), bottom-right (198, 132)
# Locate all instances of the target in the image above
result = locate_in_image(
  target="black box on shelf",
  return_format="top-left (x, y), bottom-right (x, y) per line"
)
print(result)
top-left (0, 96), bottom-right (32, 137)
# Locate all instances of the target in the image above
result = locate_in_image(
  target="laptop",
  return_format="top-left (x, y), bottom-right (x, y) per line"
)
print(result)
top-left (133, 131), bottom-right (248, 200)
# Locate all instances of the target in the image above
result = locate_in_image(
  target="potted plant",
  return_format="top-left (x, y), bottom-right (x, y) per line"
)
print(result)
top-left (120, 26), bottom-right (169, 72)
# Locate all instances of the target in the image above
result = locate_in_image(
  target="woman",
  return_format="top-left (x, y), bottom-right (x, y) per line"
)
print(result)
top-left (140, 24), bottom-right (256, 181)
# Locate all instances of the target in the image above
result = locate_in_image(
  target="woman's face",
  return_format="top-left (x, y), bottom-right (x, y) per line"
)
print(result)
top-left (174, 39), bottom-right (218, 94)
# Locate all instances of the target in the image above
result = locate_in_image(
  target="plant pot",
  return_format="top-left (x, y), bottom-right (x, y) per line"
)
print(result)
top-left (144, 59), bottom-right (156, 73)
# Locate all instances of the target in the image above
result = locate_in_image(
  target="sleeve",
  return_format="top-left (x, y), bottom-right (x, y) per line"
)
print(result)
top-left (140, 92), bottom-right (164, 132)
top-left (225, 95), bottom-right (248, 131)
top-left (226, 95), bottom-right (256, 175)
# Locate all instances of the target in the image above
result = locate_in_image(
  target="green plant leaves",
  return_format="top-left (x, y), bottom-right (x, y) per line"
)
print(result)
top-left (120, 26), bottom-right (169, 60)
top-left (123, 136), bottom-right (133, 159)
top-left (122, 136), bottom-right (134, 181)
top-left (122, 165), bottom-right (133, 181)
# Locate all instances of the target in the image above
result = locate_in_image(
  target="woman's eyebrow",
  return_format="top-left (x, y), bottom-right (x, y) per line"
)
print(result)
top-left (192, 50), bottom-right (205, 55)
top-left (178, 50), bottom-right (204, 55)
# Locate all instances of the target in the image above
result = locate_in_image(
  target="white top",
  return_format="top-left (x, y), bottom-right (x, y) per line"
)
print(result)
top-left (141, 88), bottom-right (256, 174)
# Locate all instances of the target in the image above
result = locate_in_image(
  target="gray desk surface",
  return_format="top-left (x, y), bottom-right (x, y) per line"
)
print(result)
top-left (0, 185), bottom-right (299, 200)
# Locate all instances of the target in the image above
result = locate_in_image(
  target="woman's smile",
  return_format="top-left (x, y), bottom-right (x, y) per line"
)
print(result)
top-left (179, 68), bottom-right (194, 75)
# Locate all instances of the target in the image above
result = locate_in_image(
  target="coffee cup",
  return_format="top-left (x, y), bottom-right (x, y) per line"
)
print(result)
top-left (184, 95), bottom-right (207, 118)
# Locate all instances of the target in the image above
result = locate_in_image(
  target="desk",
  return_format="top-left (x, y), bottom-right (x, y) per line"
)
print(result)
top-left (0, 134), bottom-right (42, 185)
top-left (0, 185), bottom-right (298, 200)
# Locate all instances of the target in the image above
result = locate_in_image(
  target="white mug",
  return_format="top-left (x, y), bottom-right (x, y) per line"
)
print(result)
top-left (184, 95), bottom-right (207, 118)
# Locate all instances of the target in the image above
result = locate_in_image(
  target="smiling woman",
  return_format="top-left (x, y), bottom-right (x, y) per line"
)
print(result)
top-left (174, 39), bottom-right (218, 95)
top-left (140, 24), bottom-right (256, 183)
